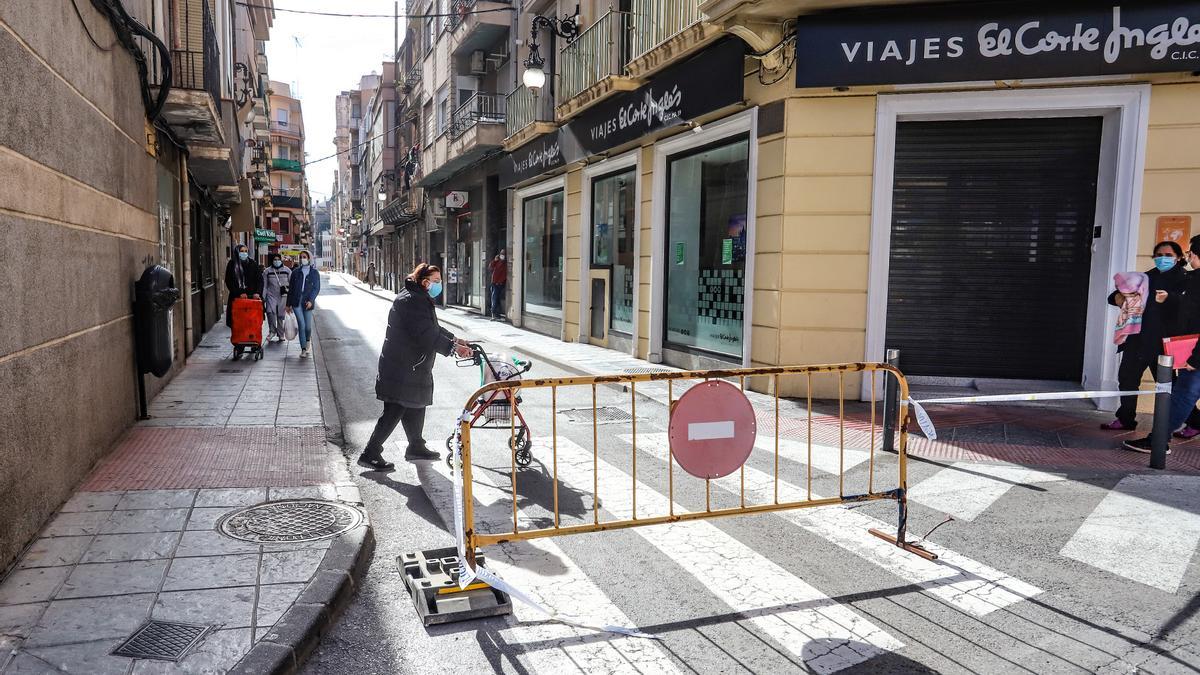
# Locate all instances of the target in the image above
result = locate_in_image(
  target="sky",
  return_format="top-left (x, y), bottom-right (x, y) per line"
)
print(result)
top-left (265, 1), bottom-right (405, 204)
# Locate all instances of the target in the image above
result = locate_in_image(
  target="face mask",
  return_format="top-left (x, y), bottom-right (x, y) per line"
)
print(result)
top-left (301, 259), bottom-right (309, 267)
top-left (238, 251), bottom-right (248, 261)
top-left (273, 260), bottom-right (282, 268)
top-left (1154, 256), bottom-right (1177, 273)
top-left (428, 281), bottom-right (443, 298)
top-left (499, 255), bottom-right (505, 261)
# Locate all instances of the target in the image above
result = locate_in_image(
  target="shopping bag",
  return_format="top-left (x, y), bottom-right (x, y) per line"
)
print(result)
top-left (282, 311), bottom-right (299, 341)
top-left (1164, 334), bottom-right (1199, 368)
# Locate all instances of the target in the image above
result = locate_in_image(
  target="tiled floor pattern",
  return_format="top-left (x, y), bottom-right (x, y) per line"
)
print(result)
top-left (0, 487), bottom-right (361, 674)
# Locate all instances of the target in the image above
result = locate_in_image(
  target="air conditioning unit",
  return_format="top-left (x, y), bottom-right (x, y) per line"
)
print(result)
top-left (469, 50), bottom-right (486, 75)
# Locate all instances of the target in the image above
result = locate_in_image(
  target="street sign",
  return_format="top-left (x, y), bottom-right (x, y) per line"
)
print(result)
top-left (667, 380), bottom-right (757, 479)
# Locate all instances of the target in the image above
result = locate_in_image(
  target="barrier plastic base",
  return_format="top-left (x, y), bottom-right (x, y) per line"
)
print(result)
top-left (399, 546), bottom-right (513, 625)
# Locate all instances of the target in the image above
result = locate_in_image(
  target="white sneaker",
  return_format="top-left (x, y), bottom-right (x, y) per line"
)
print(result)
top-left (300, 347), bottom-right (310, 358)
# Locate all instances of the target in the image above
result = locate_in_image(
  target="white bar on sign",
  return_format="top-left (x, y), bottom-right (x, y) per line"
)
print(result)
top-left (688, 421), bottom-right (735, 441)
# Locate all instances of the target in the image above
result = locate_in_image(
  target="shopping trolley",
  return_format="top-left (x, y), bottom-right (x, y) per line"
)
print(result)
top-left (446, 343), bottom-right (534, 469)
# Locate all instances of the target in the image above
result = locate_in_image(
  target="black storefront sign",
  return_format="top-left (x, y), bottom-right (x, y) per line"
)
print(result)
top-left (794, 1), bottom-right (1200, 88)
top-left (500, 38), bottom-right (745, 189)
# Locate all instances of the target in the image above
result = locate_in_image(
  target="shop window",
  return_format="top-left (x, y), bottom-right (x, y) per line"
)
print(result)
top-left (436, 86), bottom-right (449, 136)
top-left (591, 168), bottom-right (636, 335)
top-left (664, 137), bottom-right (749, 358)
top-left (523, 190), bottom-right (564, 319)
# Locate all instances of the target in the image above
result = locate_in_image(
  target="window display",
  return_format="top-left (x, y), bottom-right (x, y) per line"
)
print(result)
top-left (591, 169), bottom-right (636, 335)
top-left (523, 190), bottom-right (564, 319)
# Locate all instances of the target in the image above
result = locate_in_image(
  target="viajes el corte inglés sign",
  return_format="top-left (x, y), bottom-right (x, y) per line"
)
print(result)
top-left (794, 1), bottom-right (1200, 88)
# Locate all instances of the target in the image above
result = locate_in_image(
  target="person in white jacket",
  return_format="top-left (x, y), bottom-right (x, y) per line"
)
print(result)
top-left (262, 253), bottom-right (290, 342)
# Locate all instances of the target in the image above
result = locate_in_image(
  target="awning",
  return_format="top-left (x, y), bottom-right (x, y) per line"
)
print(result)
top-left (229, 180), bottom-right (255, 233)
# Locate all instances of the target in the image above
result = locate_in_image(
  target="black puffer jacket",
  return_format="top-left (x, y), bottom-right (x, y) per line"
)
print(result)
top-left (1167, 269), bottom-right (1200, 370)
top-left (376, 278), bottom-right (457, 406)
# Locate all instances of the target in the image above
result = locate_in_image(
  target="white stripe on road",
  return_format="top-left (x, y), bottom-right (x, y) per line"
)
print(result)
top-left (415, 462), bottom-right (680, 674)
top-left (1061, 474), bottom-right (1200, 593)
top-left (623, 433), bottom-right (1043, 617)
top-left (752, 436), bottom-right (871, 476)
top-left (543, 435), bottom-right (903, 674)
top-left (908, 463), bottom-right (1065, 522)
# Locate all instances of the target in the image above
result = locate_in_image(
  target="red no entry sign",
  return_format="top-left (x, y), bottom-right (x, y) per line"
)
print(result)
top-left (668, 380), bottom-right (757, 479)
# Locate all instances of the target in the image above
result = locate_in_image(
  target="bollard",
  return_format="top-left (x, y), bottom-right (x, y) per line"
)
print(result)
top-left (1151, 354), bottom-right (1173, 470)
top-left (882, 349), bottom-right (900, 453)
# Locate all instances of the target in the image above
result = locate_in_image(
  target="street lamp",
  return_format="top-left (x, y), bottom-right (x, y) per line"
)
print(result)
top-left (522, 14), bottom-right (579, 96)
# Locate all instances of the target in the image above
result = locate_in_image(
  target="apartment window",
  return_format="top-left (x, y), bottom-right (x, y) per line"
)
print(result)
top-left (423, 102), bottom-right (434, 147)
top-left (276, 108), bottom-right (289, 126)
top-left (277, 145), bottom-right (290, 160)
top-left (436, 86), bottom-right (449, 136)
top-left (523, 189), bottom-right (564, 319)
top-left (426, 15), bottom-right (435, 51)
top-left (279, 216), bottom-right (290, 234)
top-left (664, 136), bottom-right (750, 358)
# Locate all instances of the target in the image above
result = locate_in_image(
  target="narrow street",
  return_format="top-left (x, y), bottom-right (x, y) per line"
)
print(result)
top-left (304, 275), bottom-right (1200, 674)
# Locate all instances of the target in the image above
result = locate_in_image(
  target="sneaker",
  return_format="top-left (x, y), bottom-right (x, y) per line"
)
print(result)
top-left (272, 335), bottom-right (282, 343)
top-left (1174, 426), bottom-right (1200, 440)
top-left (1122, 436), bottom-right (1171, 454)
top-left (404, 446), bottom-right (440, 461)
top-left (357, 454), bottom-right (395, 471)
top-left (1100, 419), bottom-right (1136, 431)
top-left (299, 348), bottom-right (310, 358)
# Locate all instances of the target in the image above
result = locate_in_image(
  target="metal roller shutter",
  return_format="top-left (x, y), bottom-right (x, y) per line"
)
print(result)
top-left (885, 117), bottom-right (1103, 381)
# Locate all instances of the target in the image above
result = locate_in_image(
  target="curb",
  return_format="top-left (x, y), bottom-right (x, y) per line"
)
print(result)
top-left (228, 522), bottom-right (376, 675)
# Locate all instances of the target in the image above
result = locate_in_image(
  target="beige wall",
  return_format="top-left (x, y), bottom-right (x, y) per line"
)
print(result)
top-left (0, 4), bottom-right (161, 567)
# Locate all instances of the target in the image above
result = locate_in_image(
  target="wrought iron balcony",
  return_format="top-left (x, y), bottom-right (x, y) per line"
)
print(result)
top-left (147, 0), bottom-right (227, 149)
top-left (171, 0), bottom-right (221, 109)
top-left (630, 0), bottom-right (705, 62)
top-left (560, 11), bottom-right (634, 103)
top-left (449, 93), bottom-right (506, 139)
top-left (505, 84), bottom-right (553, 139)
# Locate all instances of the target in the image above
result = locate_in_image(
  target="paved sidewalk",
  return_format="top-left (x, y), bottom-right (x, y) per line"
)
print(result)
top-left (0, 316), bottom-right (371, 674)
top-left (339, 272), bottom-right (1200, 474)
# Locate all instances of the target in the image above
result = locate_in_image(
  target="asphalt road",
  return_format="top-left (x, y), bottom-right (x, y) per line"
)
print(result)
top-left (303, 273), bottom-right (1200, 674)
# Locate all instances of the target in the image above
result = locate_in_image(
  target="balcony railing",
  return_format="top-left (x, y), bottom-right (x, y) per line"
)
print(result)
top-left (270, 119), bottom-right (301, 136)
top-left (447, 0), bottom-right (474, 31)
top-left (449, 93), bottom-right (506, 139)
top-left (404, 64), bottom-right (421, 89)
top-left (170, 0), bottom-right (222, 111)
top-left (630, 0), bottom-right (704, 62)
top-left (505, 84), bottom-right (553, 138)
top-left (271, 157), bottom-right (303, 172)
top-left (560, 11), bottom-right (633, 102)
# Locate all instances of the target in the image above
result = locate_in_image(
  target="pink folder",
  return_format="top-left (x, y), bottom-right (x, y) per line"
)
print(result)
top-left (1163, 334), bottom-right (1199, 368)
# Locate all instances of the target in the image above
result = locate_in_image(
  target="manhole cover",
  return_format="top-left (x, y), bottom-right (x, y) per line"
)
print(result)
top-left (112, 620), bottom-right (212, 661)
top-left (217, 500), bottom-right (363, 543)
top-left (560, 407), bottom-right (635, 425)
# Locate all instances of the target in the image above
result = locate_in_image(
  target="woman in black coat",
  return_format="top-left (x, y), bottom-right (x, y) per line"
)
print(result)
top-left (224, 243), bottom-right (262, 328)
top-left (358, 263), bottom-right (472, 471)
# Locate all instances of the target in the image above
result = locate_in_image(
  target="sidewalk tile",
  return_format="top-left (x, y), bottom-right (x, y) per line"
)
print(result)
top-left (43, 511), bottom-right (109, 537)
top-left (254, 583), bottom-right (305, 628)
top-left (259, 549), bottom-right (324, 585)
top-left (163, 554), bottom-right (259, 592)
top-left (0, 567), bottom-right (70, 605)
top-left (80, 533), bottom-right (180, 564)
top-left (17, 536), bottom-right (91, 569)
top-left (115, 490), bottom-right (197, 510)
top-left (58, 560), bottom-right (168, 599)
top-left (195, 488), bottom-right (268, 508)
top-left (153, 587), bottom-right (256, 628)
top-left (175, 530), bottom-right (260, 557)
top-left (186, 507), bottom-right (237, 531)
top-left (0, 602), bottom-right (46, 639)
top-left (60, 493), bottom-right (123, 513)
top-left (24, 593), bottom-right (155, 647)
top-left (130, 628), bottom-right (252, 675)
top-left (260, 538), bottom-right (332, 553)
top-left (267, 486), bottom-right (337, 501)
top-left (22, 639), bottom-right (131, 675)
top-left (100, 509), bottom-right (189, 535)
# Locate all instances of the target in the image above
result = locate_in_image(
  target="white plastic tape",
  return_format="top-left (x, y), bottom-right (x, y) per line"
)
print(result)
top-left (907, 387), bottom-right (1171, 440)
top-left (448, 414), bottom-right (654, 638)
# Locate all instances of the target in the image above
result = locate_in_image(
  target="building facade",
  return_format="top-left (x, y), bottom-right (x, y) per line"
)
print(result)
top-left (0, 0), bottom-right (275, 567)
top-left (264, 80), bottom-right (313, 258)
top-left (494, 0), bottom-right (1200, 405)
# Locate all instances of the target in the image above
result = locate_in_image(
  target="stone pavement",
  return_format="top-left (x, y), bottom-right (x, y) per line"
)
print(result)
top-left (340, 272), bottom-right (1200, 474)
top-left (0, 313), bottom-right (372, 674)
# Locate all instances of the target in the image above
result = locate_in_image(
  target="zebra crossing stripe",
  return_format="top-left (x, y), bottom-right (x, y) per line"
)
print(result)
top-left (1061, 474), bottom-right (1200, 593)
top-left (622, 433), bottom-right (1043, 617)
top-left (543, 435), bottom-right (903, 674)
top-left (907, 463), bottom-right (1065, 522)
top-left (752, 436), bottom-right (871, 475)
top-left (415, 462), bottom-right (681, 673)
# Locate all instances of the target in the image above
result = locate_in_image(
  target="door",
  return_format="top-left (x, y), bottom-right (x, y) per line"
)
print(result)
top-left (885, 117), bottom-right (1103, 381)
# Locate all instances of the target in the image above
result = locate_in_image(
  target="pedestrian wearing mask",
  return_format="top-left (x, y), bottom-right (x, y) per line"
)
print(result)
top-left (359, 263), bottom-right (473, 471)
top-left (262, 253), bottom-right (290, 342)
top-left (286, 251), bottom-right (320, 358)
top-left (224, 244), bottom-right (262, 328)
top-left (488, 249), bottom-right (508, 320)
top-left (1102, 241), bottom-right (1187, 431)
top-left (1125, 235), bottom-right (1200, 454)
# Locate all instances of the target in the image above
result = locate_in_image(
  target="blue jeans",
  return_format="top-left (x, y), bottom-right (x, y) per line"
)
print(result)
top-left (490, 283), bottom-right (505, 318)
top-left (1169, 368), bottom-right (1200, 432)
top-left (294, 307), bottom-right (314, 350)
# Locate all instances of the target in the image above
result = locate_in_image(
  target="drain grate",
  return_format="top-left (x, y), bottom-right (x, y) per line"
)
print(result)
top-left (559, 407), bottom-right (635, 425)
top-left (218, 500), bottom-right (364, 543)
top-left (112, 620), bottom-right (212, 661)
